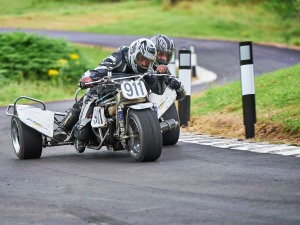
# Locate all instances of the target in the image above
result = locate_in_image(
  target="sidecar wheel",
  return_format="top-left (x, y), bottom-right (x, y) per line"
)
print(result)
top-left (128, 109), bottom-right (162, 162)
top-left (11, 117), bottom-right (42, 159)
top-left (161, 103), bottom-right (180, 146)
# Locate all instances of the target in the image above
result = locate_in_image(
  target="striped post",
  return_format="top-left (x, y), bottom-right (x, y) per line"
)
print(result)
top-left (190, 45), bottom-right (197, 77)
top-left (239, 41), bottom-right (256, 139)
top-left (178, 49), bottom-right (191, 126)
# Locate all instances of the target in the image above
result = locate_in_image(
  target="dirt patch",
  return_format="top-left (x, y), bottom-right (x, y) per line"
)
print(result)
top-left (182, 113), bottom-right (300, 146)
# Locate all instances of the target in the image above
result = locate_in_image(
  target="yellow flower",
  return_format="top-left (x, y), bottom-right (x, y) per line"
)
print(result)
top-left (48, 69), bottom-right (59, 77)
top-left (69, 53), bottom-right (79, 60)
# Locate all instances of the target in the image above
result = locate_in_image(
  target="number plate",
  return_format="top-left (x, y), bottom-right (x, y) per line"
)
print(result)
top-left (121, 80), bottom-right (148, 100)
top-left (91, 106), bottom-right (107, 128)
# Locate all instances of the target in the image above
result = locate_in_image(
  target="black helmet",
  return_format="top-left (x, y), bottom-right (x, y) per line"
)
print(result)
top-left (151, 34), bottom-right (174, 66)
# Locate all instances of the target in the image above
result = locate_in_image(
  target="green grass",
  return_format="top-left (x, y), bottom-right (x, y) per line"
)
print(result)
top-left (0, 0), bottom-right (98, 15)
top-left (191, 63), bottom-right (300, 133)
top-left (0, 80), bottom-right (77, 105)
top-left (0, 0), bottom-right (299, 46)
top-left (73, 44), bottom-right (113, 68)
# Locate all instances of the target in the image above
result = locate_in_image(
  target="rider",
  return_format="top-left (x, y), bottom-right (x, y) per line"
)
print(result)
top-left (147, 34), bottom-right (186, 101)
top-left (53, 36), bottom-right (185, 151)
top-left (152, 34), bottom-right (174, 71)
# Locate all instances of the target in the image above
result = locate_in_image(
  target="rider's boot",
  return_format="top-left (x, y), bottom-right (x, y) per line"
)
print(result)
top-left (73, 122), bottom-right (94, 153)
top-left (53, 108), bottom-right (80, 142)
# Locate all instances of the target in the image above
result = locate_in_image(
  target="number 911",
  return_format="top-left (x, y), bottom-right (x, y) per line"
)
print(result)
top-left (121, 80), bottom-right (148, 100)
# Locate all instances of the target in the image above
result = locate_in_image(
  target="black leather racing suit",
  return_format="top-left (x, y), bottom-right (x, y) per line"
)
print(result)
top-left (74, 46), bottom-right (135, 142)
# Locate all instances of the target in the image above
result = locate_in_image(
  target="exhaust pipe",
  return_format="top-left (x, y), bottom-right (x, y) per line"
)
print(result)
top-left (160, 119), bottom-right (179, 134)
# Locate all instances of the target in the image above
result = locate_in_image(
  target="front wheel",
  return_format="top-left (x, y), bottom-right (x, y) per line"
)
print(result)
top-left (127, 109), bottom-right (162, 162)
top-left (11, 117), bottom-right (42, 159)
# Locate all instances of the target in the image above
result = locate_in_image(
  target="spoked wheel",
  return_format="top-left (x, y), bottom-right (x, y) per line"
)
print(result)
top-left (161, 103), bottom-right (180, 146)
top-left (11, 116), bottom-right (42, 159)
top-left (127, 109), bottom-right (162, 162)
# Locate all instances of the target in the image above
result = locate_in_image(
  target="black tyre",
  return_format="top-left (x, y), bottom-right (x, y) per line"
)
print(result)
top-left (11, 117), bottom-right (42, 159)
top-left (161, 103), bottom-right (180, 146)
top-left (127, 109), bottom-right (162, 162)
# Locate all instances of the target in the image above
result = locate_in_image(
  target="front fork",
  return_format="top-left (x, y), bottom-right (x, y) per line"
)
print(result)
top-left (115, 93), bottom-right (129, 149)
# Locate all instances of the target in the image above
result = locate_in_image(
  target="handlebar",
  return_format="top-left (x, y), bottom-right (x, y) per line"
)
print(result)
top-left (76, 72), bottom-right (175, 102)
top-left (83, 72), bottom-right (174, 86)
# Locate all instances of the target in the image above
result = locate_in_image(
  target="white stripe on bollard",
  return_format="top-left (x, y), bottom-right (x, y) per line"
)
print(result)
top-left (240, 64), bottom-right (255, 95)
top-left (179, 69), bottom-right (191, 96)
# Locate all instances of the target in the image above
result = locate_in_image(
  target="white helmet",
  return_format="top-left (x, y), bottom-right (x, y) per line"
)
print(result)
top-left (128, 38), bottom-right (157, 73)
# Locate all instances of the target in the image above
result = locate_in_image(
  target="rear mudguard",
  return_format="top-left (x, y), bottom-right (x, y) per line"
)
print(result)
top-left (147, 87), bottom-right (177, 118)
top-left (128, 102), bottom-right (153, 110)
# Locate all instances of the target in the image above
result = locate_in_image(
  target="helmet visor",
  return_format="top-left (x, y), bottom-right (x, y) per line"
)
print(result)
top-left (136, 52), bottom-right (153, 70)
top-left (157, 50), bottom-right (173, 65)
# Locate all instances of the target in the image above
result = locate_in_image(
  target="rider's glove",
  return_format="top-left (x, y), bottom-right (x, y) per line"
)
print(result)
top-left (79, 77), bottom-right (93, 89)
top-left (156, 65), bottom-right (170, 74)
top-left (175, 85), bottom-right (186, 101)
top-left (167, 77), bottom-right (181, 90)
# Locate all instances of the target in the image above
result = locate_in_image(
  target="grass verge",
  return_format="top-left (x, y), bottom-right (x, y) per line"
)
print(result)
top-left (0, 0), bottom-right (299, 47)
top-left (184, 63), bottom-right (300, 145)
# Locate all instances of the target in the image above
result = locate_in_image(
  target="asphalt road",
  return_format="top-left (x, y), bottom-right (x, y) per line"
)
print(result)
top-left (1, 29), bottom-right (300, 225)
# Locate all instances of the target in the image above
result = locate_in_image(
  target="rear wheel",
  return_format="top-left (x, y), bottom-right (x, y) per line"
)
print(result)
top-left (11, 117), bottom-right (42, 159)
top-left (161, 103), bottom-right (180, 146)
top-left (127, 109), bottom-right (162, 162)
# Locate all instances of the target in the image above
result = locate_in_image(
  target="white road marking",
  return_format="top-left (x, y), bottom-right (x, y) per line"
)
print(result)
top-left (179, 132), bottom-right (300, 157)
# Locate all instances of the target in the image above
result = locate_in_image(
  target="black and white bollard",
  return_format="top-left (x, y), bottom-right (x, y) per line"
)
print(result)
top-left (167, 50), bottom-right (176, 76)
top-left (178, 49), bottom-right (192, 126)
top-left (239, 41), bottom-right (256, 139)
top-left (190, 45), bottom-right (197, 77)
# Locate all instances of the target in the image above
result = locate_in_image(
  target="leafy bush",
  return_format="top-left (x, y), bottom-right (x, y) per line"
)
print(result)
top-left (0, 32), bottom-right (89, 84)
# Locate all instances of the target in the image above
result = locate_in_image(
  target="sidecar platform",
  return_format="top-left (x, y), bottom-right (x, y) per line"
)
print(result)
top-left (6, 96), bottom-right (66, 138)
